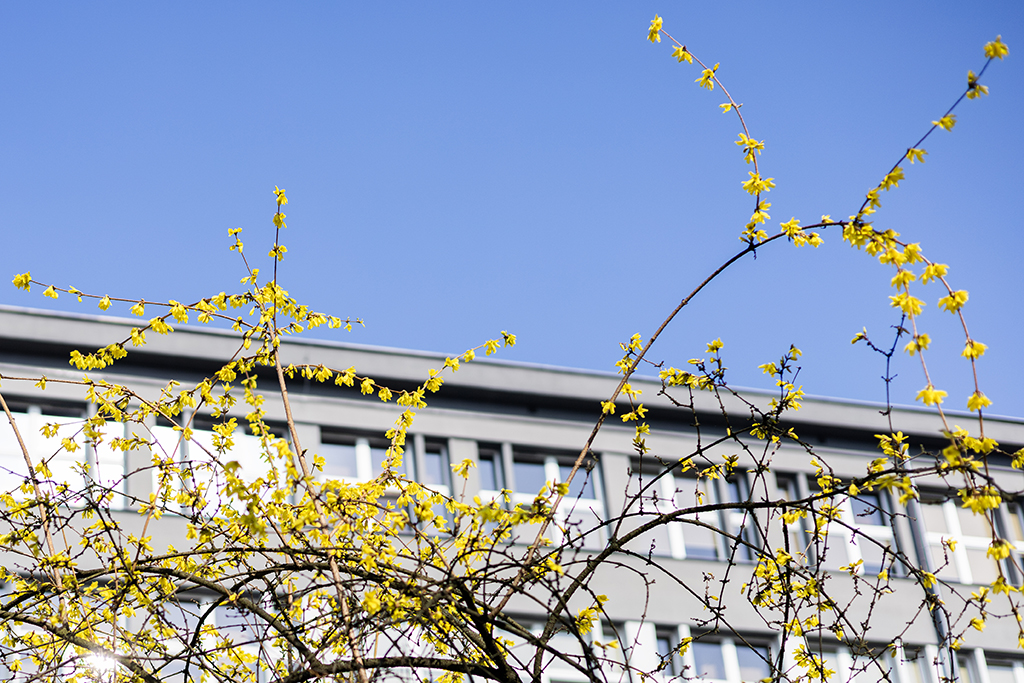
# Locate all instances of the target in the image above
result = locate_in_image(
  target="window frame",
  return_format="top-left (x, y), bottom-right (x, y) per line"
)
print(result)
top-left (478, 444), bottom-right (605, 549)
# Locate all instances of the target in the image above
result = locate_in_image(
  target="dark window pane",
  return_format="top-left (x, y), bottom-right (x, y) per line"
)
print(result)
top-left (422, 447), bottom-right (448, 487)
top-left (559, 463), bottom-right (595, 499)
top-left (319, 443), bottom-right (358, 479)
top-left (692, 641), bottom-right (726, 680)
top-left (371, 445), bottom-right (404, 477)
top-left (859, 538), bottom-right (892, 576)
top-left (851, 493), bottom-right (885, 526)
top-left (656, 632), bottom-right (680, 676)
top-left (514, 459), bottom-right (547, 495)
top-left (736, 644), bottom-right (771, 682)
top-left (724, 478), bottom-right (745, 504)
top-left (478, 452), bottom-right (502, 491)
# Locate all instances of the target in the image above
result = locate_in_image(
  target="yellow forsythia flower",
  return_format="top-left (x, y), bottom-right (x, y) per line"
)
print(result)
top-left (672, 45), bottom-right (693, 64)
top-left (12, 272), bottom-right (31, 290)
top-left (984, 36), bottom-right (1009, 60)
top-left (968, 392), bottom-right (992, 412)
top-left (647, 15), bottom-right (662, 43)
top-left (932, 114), bottom-right (957, 131)
top-left (916, 384), bottom-right (947, 406)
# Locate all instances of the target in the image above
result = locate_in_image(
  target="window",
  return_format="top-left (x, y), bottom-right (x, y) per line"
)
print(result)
top-left (848, 493), bottom-right (895, 574)
top-left (318, 432), bottom-right (452, 532)
top-left (627, 466), bottom-right (756, 561)
top-left (133, 598), bottom-right (281, 683)
top-left (983, 656), bottom-right (1024, 683)
top-left (804, 644), bottom-right (895, 683)
top-left (480, 446), bottom-right (605, 550)
top-left (317, 431), bottom-right (409, 483)
top-left (501, 617), bottom-right (612, 683)
top-left (477, 443), bottom-right (505, 496)
top-left (957, 652), bottom-right (979, 683)
top-left (655, 627), bottom-right (684, 677)
top-left (776, 474), bottom-right (814, 562)
top-left (807, 487), bottom-right (897, 576)
top-left (918, 494), bottom-right (1001, 584)
top-left (684, 634), bottom-right (771, 683)
top-left (149, 413), bottom-right (275, 515)
top-left (0, 401), bottom-right (130, 508)
top-left (897, 645), bottom-right (933, 683)
top-left (998, 501), bottom-right (1024, 584)
top-left (1, 402), bottom-right (85, 501)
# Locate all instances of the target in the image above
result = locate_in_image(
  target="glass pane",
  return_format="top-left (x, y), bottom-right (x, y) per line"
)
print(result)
top-left (655, 633), bottom-right (679, 676)
top-left (919, 502), bottom-right (948, 534)
top-left (986, 661), bottom-right (1017, 683)
top-left (724, 478), bottom-right (745, 504)
top-left (850, 651), bottom-right (891, 683)
top-left (628, 475), bottom-right (674, 556)
top-left (692, 641), bottom-right (726, 680)
top-left (514, 459), bottom-right (547, 495)
top-left (676, 480), bottom-right (718, 559)
top-left (957, 655), bottom-right (976, 683)
top-left (817, 535), bottom-right (850, 571)
top-left (559, 463), bottom-right (595, 499)
top-left (422, 448), bottom-right (448, 487)
top-left (957, 506), bottom-right (993, 538)
top-left (371, 445), bottom-right (401, 477)
top-left (215, 605), bottom-right (260, 643)
top-left (656, 633), bottom-right (672, 659)
top-left (319, 443), bottom-right (358, 479)
top-left (478, 452), bottom-right (502, 491)
top-left (1005, 503), bottom-right (1024, 544)
top-left (563, 506), bottom-right (603, 550)
top-left (966, 547), bottom-right (1000, 584)
top-left (736, 644), bottom-right (771, 682)
top-left (850, 494), bottom-right (885, 526)
top-left (901, 648), bottom-right (928, 683)
top-left (858, 538), bottom-right (891, 575)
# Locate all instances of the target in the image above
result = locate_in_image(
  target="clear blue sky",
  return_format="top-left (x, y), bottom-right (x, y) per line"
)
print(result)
top-left (2, 2), bottom-right (1022, 418)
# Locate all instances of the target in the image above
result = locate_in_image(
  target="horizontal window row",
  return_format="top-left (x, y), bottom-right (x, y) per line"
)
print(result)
top-left (2, 404), bottom-right (1020, 584)
top-left (523, 618), bottom-right (1022, 683)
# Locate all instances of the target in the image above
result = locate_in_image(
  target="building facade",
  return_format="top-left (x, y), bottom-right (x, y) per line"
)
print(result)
top-left (2, 306), bottom-right (1024, 683)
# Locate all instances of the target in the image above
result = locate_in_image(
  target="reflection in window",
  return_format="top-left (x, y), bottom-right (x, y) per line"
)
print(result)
top-left (483, 448), bottom-right (605, 549)
top-left (675, 476), bottom-right (723, 560)
top-left (687, 636), bottom-right (772, 683)
top-left (627, 467), bottom-right (758, 562)
top-left (655, 628), bottom-right (683, 677)
top-left (150, 415), bottom-right (275, 515)
top-left (477, 444), bottom-right (504, 493)
top-left (918, 494), bottom-right (1002, 584)
top-left (691, 641), bottom-right (727, 681)
top-left (514, 458), bottom-right (548, 496)
top-left (808, 487), bottom-right (896, 576)
top-left (626, 469), bottom-right (679, 559)
top-left (0, 403), bottom-right (95, 504)
top-left (318, 432), bottom-right (398, 482)
top-left (735, 643), bottom-right (770, 682)
top-left (805, 644), bottom-right (894, 683)
top-left (422, 444), bottom-right (449, 487)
